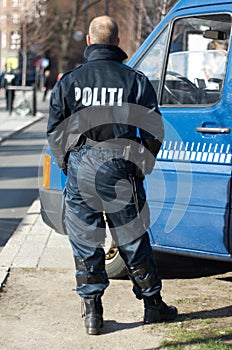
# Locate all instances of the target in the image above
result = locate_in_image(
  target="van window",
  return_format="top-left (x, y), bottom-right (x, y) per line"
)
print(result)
top-left (162, 14), bottom-right (231, 105)
top-left (135, 14), bottom-right (231, 106)
top-left (135, 26), bottom-right (169, 93)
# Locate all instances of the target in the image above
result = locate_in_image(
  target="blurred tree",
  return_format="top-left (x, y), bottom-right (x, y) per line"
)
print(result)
top-left (134, 0), bottom-right (178, 49)
top-left (28, 0), bottom-right (103, 78)
top-left (26, 0), bottom-right (178, 80)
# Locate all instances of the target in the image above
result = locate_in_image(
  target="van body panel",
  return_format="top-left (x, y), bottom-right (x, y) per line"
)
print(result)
top-left (130, 0), bottom-right (232, 259)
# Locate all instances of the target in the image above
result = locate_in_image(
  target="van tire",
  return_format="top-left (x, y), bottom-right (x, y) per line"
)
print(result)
top-left (105, 248), bottom-right (127, 279)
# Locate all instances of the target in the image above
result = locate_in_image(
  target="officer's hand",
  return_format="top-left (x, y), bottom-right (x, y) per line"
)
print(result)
top-left (62, 166), bottom-right (68, 176)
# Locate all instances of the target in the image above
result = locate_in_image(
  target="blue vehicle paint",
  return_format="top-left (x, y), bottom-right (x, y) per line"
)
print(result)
top-left (129, 1), bottom-right (232, 261)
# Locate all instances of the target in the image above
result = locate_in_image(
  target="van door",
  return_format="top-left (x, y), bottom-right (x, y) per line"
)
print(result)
top-left (135, 13), bottom-right (232, 259)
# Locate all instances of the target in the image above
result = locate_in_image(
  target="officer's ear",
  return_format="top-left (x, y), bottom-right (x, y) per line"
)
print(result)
top-left (115, 37), bottom-right (120, 46)
top-left (86, 34), bottom-right (91, 46)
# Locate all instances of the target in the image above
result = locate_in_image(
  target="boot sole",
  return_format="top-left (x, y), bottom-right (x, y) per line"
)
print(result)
top-left (85, 319), bottom-right (103, 335)
top-left (144, 315), bottom-right (177, 324)
top-left (86, 327), bottom-right (101, 335)
top-left (144, 311), bottom-right (178, 324)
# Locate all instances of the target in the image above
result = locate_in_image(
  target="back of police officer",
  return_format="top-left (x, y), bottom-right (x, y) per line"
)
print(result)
top-left (47, 15), bottom-right (177, 336)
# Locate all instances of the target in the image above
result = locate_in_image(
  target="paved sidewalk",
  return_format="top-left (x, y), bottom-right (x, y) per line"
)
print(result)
top-left (0, 199), bottom-right (74, 288)
top-left (0, 89), bottom-right (47, 143)
top-left (0, 88), bottom-right (49, 287)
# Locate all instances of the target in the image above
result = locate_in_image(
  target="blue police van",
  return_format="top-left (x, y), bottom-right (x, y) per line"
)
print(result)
top-left (40, 0), bottom-right (232, 278)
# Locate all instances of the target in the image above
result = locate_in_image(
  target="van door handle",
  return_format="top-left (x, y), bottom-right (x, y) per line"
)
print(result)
top-left (196, 126), bottom-right (231, 134)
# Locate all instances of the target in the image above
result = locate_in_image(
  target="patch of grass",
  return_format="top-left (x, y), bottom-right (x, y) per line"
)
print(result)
top-left (158, 324), bottom-right (232, 349)
top-left (20, 268), bottom-right (37, 272)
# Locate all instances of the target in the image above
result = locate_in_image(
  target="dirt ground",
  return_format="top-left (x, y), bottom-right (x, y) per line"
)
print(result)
top-left (0, 257), bottom-right (232, 350)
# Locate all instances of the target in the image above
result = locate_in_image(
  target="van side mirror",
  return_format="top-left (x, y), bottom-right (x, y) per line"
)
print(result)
top-left (203, 30), bottom-right (227, 40)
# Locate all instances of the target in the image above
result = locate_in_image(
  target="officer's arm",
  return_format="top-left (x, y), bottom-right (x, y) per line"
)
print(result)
top-left (47, 81), bottom-right (66, 136)
top-left (47, 81), bottom-right (69, 170)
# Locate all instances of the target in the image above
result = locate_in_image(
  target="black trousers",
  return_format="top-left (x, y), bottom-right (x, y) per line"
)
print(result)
top-left (64, 146), bottom-right (161, 299)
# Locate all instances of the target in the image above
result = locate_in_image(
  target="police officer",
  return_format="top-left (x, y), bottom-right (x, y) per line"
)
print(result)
top-left (47, 15), bottom-right (177, 335)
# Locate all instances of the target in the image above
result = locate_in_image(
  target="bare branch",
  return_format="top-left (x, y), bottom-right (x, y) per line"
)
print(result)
top-left (80, 0), bottom-right (103, 14)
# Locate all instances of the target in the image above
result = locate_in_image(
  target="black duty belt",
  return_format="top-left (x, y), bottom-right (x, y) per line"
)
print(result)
top-left (84, 138), bottom-right (127, 150)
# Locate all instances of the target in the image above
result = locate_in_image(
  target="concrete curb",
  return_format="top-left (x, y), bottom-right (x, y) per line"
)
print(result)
top-left (0, 200), bottom-right (40, 289)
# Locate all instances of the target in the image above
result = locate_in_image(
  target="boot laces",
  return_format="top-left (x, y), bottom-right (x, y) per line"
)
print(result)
top-left (81, 299), bottom-right (86, 318)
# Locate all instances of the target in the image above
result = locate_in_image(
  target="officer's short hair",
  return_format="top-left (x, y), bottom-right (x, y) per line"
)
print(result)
top-left (89, 16), bottom-right (119, 44)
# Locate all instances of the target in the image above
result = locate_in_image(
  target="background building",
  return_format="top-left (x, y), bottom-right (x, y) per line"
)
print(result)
top-left (0, 0), bottom-right (22, 72)
top-left (0, 0), bottom-right (47, 71)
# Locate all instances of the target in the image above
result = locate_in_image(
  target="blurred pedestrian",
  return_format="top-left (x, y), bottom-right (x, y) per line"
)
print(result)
top-left (0, 72), bottom-right (5, 89)
top-left (4, 72), bottom-right (16, 111)
top-left (42, 70), bottom-right (52, 101)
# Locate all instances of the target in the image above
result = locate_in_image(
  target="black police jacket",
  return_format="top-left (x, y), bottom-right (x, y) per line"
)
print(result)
top-left (47, 44), bottom-right (164, 169)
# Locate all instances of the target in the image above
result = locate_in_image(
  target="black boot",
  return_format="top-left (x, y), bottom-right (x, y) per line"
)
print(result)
top-left (143, 293), bottom-right (178, 324)
top-left (83, 298), bottom-right (104, 335)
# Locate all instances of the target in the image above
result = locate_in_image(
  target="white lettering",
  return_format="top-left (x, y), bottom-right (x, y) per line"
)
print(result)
top-left (82, 87), bottom-right (92, 106)
top-left (101, 87), bottom-right (107, 105)
top-left (92, 87), bottom-right (100, 106)
top-left (108, 88), bottom-right (117, 106)
top-left (74, 87), bottom-right (124, 106)
top-left (75, 87), bottom-right (81, 101)
top-left (117, 88), bottom-right (123, 106)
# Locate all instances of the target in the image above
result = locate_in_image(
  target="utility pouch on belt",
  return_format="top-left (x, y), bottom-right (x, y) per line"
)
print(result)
top-left (123, 142), bottom-right (155, 178)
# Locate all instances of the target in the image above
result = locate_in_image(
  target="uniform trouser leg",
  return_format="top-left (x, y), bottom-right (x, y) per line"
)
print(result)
top-left (68, 239), bottom-right (109, 299)
top-left (117, 232), bottom-right (162, 299)
top-left (64, 148), bottom-right (109, 299)
top-left (65, 147), bottom-right (161, 299)
top-left (100, 166), bottom-right (162, 300)
top-left (104, 173), bottom-right (177, 322)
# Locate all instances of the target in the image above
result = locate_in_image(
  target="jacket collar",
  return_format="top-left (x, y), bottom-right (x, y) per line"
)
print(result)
top-left (84, 44), bottom-right (128, 62)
